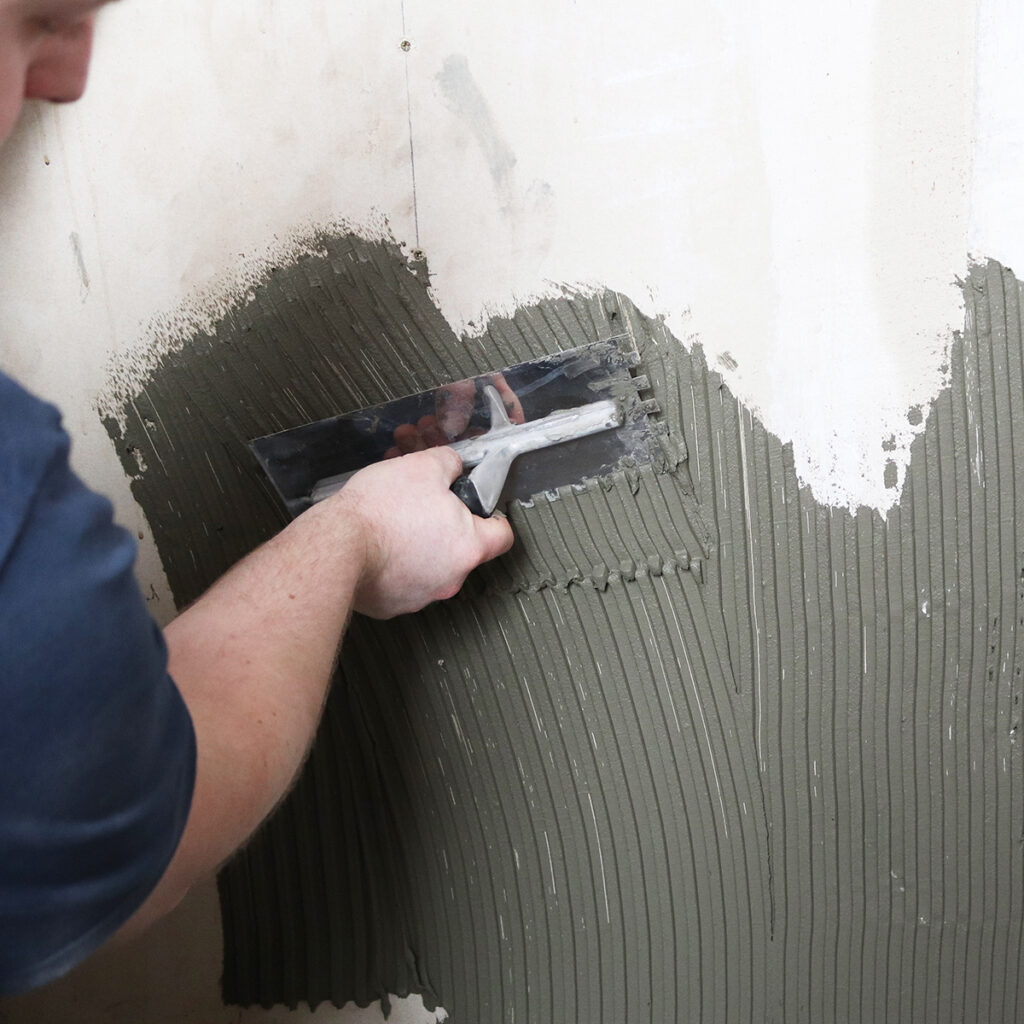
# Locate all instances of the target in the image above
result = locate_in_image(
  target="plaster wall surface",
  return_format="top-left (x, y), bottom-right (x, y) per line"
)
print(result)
top-left (1, 0), bottom-right (1022, 1020)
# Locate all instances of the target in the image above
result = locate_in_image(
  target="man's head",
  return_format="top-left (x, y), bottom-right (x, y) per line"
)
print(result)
top-left (0, 0), bottom-right (111, 144)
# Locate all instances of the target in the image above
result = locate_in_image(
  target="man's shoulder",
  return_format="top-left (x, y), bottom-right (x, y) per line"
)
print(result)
top-left (0, 370), bottom-right (69, 566)
top-left (0, 369), bottom-right (65, 448)
top-left (0, 370), bottom-right (197, 996)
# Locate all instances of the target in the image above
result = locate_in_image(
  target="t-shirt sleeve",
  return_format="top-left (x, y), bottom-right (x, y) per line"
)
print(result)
top-left (0, 379), bottom-right (196, 995)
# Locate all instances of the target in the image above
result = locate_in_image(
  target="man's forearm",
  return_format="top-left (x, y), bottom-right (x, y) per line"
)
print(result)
top-left (121, 496), bottom-right (368, 935)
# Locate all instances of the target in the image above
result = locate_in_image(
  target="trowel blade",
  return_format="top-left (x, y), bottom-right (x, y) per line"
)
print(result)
top-left (250, 339), bottom-right (659, 518)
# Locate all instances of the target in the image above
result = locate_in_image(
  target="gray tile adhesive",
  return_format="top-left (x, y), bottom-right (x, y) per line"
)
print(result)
top-left (103, 237), bottom-right (1024, 1023)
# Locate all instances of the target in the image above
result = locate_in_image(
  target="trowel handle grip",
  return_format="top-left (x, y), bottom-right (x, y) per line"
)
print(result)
top-left (450, 476), bottom-right (489, 518)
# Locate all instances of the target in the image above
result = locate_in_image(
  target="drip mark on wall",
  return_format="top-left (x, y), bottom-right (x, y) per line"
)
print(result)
top-left (436, 55), bottom-right (517, 192)
top-left (400, 1), bottom-right (420, 248)
top-left (68, 231), bottom-right (89, 295)
top-left (102, 236), bottom-right (1024, 1022)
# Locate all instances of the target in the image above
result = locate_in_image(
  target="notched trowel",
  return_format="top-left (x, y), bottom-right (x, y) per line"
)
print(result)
top-left (250, 340), bottom-right (661, 518)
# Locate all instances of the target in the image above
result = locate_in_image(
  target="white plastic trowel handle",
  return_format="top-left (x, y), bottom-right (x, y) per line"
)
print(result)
top-left (452, 386), bottom-right (622, 515)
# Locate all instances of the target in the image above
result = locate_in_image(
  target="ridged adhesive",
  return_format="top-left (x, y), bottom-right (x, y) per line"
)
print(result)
top-left (103, 239), bottom-right (1024, 1022)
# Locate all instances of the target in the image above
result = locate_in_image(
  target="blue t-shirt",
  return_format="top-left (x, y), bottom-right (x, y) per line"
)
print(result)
top-left (0, 371), bottom-right (196, 994)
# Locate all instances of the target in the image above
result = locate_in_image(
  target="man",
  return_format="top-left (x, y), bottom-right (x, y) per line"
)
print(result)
top-left (0, 0), bottom-right (514, 994)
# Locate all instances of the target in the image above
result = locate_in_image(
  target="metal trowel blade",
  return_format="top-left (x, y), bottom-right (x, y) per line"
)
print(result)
top-left (250, 339), bottom-right (660, 518)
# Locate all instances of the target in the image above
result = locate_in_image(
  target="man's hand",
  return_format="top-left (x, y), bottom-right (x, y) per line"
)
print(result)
top-left (336, 446), bottom-right (514, 618)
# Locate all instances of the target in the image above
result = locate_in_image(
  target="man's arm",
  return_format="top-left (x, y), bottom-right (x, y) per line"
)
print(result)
top-left (121, 445), bottom-right (512, 935)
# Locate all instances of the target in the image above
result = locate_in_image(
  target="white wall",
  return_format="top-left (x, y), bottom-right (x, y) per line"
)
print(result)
top-left (1, 0), bottom-right (1019, 1019)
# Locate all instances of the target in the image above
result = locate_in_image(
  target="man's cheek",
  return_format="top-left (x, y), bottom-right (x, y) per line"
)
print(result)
top-left (0, 70), bottom-right (27, 145)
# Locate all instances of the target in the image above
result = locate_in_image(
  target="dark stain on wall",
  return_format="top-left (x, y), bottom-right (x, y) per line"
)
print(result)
top-left (104, 237), bottom-right (1024, 1022)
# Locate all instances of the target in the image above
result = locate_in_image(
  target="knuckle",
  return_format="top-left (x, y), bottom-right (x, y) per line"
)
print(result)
top-left (437, 577), bottom-right (464, 602)
top-left (440, 445), bottom-right (462, 471)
